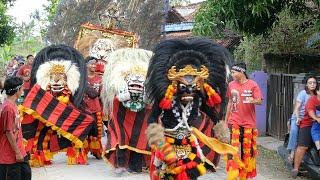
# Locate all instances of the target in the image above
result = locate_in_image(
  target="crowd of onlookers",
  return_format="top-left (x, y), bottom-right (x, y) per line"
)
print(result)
top-left (0, 55), bottom-right (34, 103)
top-left (4, 55), bottom-right (34, 78)
top-left (287, 75), bottom-right (320, 178)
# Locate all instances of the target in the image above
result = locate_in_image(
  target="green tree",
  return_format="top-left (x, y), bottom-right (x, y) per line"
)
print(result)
top-left (0, 0), bottom-right (15, 46)
top-left (0, 19), bottom-right (45, 72)
top-left (45, 0), bottom-right (59, 23)
top-left (193, 0), bottom-right (319, 38)
top-left (234, 8), bottom-right (319, 71)
top-left (40, 0), bottom-right (59, 36)
top-left (0, 0), bottom-right (15, 5)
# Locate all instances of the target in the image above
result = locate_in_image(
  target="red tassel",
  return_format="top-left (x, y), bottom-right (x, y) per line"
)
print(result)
top-left (204, 83), bottom-right (222, 107)
top-left (212, 93), bottom-right (221, 104)
top-left (176, 171), bottom-right (189, 180)
top-left (159, 98), bottom-right (172, 109)
top-left (206, 94), bottom-right (222, 107)
top-left (206, 97), bottom-right (215, 107)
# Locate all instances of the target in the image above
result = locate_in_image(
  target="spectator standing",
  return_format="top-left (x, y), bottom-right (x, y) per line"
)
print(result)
top-left (0, 77), bottom-right (31, 180)
top-left (292, 78), bottom-right (320, 178)
top-left (287, 76), bottom-right (318, 163)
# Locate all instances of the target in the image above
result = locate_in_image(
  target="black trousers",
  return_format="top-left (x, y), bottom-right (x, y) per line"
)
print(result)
top-left (0, 156), bottom-right (31, 180)
top-left (116, 148), bottom-right (143, 172)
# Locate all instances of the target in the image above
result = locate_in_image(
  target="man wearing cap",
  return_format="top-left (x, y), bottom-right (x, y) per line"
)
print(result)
top-left (224, 62), bottom-right (263, 179)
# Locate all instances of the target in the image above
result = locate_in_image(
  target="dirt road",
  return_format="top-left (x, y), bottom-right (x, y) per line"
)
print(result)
top-left (32, 145), bottom-right (310, 180)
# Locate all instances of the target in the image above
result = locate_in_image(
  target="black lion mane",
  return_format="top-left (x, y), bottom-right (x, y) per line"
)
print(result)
top-left (146, 38), bottom-right (234, 124)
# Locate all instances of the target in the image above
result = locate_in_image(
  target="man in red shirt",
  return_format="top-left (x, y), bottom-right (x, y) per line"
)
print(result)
top-left (224, 62), bottom-right (263, 179)
top-left (292, 85), bottom-right (320, 178)
top-left (17, 55), bottom-right (33, 78)
top-left (0, 77), bottom-right (31, 180)
top-left (17, 55), bottom-right (33, 91)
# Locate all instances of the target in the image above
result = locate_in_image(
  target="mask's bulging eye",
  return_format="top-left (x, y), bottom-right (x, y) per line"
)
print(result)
top-left (179, 84), bottom-right (186, 91)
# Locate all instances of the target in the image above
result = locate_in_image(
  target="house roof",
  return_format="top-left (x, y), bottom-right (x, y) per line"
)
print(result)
top-left (166, 7), bottom-right (186, 23)
top-left (174, 2), bottom-right (202, 22)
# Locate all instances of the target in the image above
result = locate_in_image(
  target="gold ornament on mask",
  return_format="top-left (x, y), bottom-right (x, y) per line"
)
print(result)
top-left (49, 64), bottom-right (65, 75)
top-left (167, 65), bottom-right (209, 81)
top-left (121, 66), bottom-right (147, 78)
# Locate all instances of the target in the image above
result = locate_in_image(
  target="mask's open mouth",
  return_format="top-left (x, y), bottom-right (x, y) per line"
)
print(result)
top-left (128, 82), bottom-right (144, 94)
top-left (181, 95), bottom-right (194, 101)
top-left (128, 82), bottom-right (144, 102)
top-left (51, 84), bottom-right (64, 92)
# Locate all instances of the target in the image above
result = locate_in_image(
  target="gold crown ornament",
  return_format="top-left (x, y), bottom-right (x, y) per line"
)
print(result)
top-left (167, 65), bottom-right (209, 81)
top-left (49, 64), bottom-right (65, 75)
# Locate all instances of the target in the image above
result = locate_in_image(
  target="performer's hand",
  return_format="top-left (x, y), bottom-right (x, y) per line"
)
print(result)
top-left (296, 118), bottom-right (301, 125)
top-left (15, 152), bottom-right (24, 162)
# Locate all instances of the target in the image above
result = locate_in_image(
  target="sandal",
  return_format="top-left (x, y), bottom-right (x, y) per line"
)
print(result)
top-left (290, 169), bottom-right (299, 179)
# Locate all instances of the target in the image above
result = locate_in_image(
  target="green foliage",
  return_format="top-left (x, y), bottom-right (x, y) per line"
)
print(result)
top-left (0, 0), bottom-right (15, 6)
top-left (45, 0), bottom-right (59, 23)
top-left (234, 8), bottom-right (319, 71)
top-left (0, 20), bottom-right (45, 71)
top-left (0, 2), bottom-right (15, 46)
top-left (193, 0), bottom-right (319, 38)
top-left (12, 21), bottom-right (45, 54)
top-left (192, 1), bottom-right (225, 39)
top-left (234, 35), bottom-right (266, 72)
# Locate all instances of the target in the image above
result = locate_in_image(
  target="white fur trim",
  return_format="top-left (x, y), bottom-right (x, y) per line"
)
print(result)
top-left (225, 64), bottom-right (231, 83)
top-left (36, 60), bottom-right (81, 95)
top-left (101, 48), bottom-right (152, 114)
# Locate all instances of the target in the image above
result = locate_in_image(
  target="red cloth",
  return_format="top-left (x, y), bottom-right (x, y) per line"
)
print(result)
top-left (226, 80), bottom-right (263, 128)
top-left (0, 100), bottom-right (26, 164)
top-left (22, 84), bottom-right (94, 142)
top-left (300, 96), bottom-right (320, 128)
top-left (105, 98), bottom-right (151, 167)
top-left (84, 75), bottom-right (102, 113)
